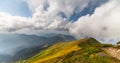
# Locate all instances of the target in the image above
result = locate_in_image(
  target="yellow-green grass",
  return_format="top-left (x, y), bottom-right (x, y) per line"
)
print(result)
top-left (16, 38), bottom-right (105, 63)
top-left (20, 40), bottom-right (81, 63)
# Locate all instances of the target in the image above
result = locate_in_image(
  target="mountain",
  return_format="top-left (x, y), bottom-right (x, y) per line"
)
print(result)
top-left (0, 33), bottom-right (75, 63)
top-left (17, 38), bottom-right (120, 63)
top-left (0, 33), bottom-right (75, 48)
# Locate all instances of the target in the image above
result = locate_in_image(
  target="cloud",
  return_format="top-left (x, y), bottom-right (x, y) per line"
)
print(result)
top-left (0, 0), bottom-right (96, 34)
top-left (69, 0), bottom-right (120, 43)
top-left (25, 0), bottom-right (91, 17)
top-left (1, 0), bottom-right (119, 44)
top-left (25, 0), bottom-right (93, 32)
top-left (0, 12), bottom-right (30, 31)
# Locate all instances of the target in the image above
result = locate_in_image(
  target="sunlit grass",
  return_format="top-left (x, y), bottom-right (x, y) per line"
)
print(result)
top-left (16, 38), bottom-right (119, 63)
top-left (18, 40), bottom-right (81, 63)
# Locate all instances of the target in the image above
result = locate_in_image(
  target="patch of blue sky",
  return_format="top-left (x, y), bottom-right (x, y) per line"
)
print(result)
top-left (0, 0), bottom-right (32, 17)
top-left (69, 0), bottom-right (109, 22)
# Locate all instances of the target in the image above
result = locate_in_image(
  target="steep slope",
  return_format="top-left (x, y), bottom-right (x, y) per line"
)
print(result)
top-left (19, 40), bottom-right (81, 63)
top-left (16, 38), bottom-right (120, 63)
top-left (40, 38), bottom-right (112, 63)
top-left (17, 38), bottom-right (113, 63)
top-left (40, 38), bottom-right (120, 63)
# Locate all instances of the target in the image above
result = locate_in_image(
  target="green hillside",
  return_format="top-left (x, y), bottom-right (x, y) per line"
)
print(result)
top-left (16, 38), bottom-right (120, 63)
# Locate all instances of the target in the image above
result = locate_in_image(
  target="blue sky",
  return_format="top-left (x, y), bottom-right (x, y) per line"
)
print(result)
top-left (0, 0), bottom-right (32, 17)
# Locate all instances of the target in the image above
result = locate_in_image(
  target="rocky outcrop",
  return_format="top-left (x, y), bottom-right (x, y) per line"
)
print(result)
top-left (104, 47), bottom-right (120, 60)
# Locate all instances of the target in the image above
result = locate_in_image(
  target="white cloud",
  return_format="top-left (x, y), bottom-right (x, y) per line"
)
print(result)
top-left (1, 0), bottom-right (120, 43)
top-left (0, 12), bottom-right (30, 31)
top-left (26, 0), bottom-right (91, 18)
top-left (70, 0), bottom-right (120, 43)
top-left (0, 0), bottom-right (93, 34)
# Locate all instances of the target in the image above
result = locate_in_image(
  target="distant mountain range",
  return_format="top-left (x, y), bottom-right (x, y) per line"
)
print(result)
top-left (0, 33), bottom-right (76, 63)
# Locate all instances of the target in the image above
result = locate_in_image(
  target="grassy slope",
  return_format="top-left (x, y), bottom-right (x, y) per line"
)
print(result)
top-left (17, 38), bottom-right (120, 63)
top-left (18, 39), bottom-right (81, 63)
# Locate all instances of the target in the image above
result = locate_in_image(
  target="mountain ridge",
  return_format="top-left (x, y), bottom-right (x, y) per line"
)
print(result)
top-left (15, 38), bottom-right (120, 63)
